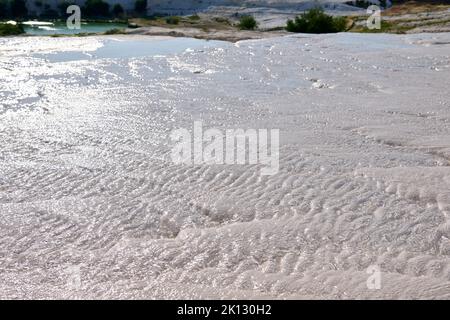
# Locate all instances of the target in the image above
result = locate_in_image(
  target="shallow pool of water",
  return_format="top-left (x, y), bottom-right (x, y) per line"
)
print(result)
top-left (32, 36), bottom-right (227, 62)
top-left (23, 21), bottom-right (127, 35)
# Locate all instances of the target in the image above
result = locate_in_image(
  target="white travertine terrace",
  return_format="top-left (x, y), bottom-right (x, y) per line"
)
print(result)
top-left (0, 32), bottom-right (449, 299)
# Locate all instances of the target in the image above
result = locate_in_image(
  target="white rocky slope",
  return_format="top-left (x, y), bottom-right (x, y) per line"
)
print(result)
top-left (0, 32), bottom-right (449, 299)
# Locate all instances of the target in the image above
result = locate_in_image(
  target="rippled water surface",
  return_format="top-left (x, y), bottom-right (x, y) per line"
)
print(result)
top-left (0, 33), bottom-right (450, 299)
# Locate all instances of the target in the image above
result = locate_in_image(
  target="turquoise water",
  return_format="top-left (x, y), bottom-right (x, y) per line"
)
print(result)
top-left (33, 37), bottom-right (227, 62)
top-left (23, 21), bottom-right (127, 35)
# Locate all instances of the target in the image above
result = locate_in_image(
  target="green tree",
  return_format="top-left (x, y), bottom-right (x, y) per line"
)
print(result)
top-left (112, 3), bottom-right (124, 17)
top-left (40, 9), bottom-right (59, 19)
top-left (286, 7), bottom-right (347, 34)
top-left (238, 15), bottom-right (258, 30)
top-left (0, 0), bottom-right (9, 18)
top-left (165, 16), bottom-right (180, 24)
top-left (84, 0), bottom-right (110, 17)
top-left (0, 23), bottom-right (24, 35)
top-left (11, 0), bottom-right (28, 19)
top-left (58, 2), bottom-right (77, 17)
top-left (134, 0), bottom-right (147, 14)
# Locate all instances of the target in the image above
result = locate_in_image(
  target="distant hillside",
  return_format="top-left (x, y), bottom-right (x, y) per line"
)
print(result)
top-left (6, 0), bottom-right (447, 20)
top-left (3, 0), bottom-right (356, 17)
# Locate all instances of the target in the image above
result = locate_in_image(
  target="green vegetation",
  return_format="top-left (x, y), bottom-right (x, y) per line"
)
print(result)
top-left (49, 32), bottom-right (96, 37)
top-left (286, 8), bottom-right (347, 33)
top-left (188, 14), bottom-right (201, 21)
top-left (348, 1), bottom-right (450, 34)
top-left (11, 0), bottom-right (28, 18)
top-left (237, 15), bottom-right (258, 30)
top-left (352, 19), bottom-right (414, 33)
top-left (345, 1), bottom-right (373, 9)
top-left (165, 16), bottom-right (180, 25)
top-left (0, 23), bottom-right (24, 36)
top-left (34, 1), bottom-right (59, 19)
top-left (333, 16), bottom-right (348, 32)
top-left (57, 2), bottom-right (75, 17)
top-left (112, 4), bottom-right (124, 18)
top-left (104, 27), bottom-right (126, 34)
top-left (213, 16), bottom-right (230, 25)
top-left (134, 0), bottom-right (147, 15)
top-left (0, 0), bottom-right (8, 19)
top-left (0, 0), bottom-right (128, 20)
top-left (346, 0), bottom-right (388, 9)
top-left (84, 0), bottom-right (110, 17)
